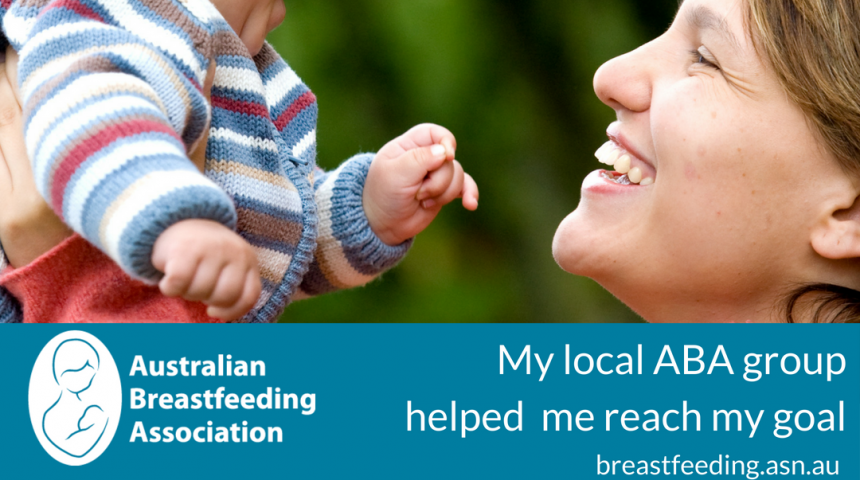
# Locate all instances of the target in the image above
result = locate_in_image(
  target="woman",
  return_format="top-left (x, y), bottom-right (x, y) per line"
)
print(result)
top-left (553, 0), bottom-right (860, 322)
top-left (43, 339), bottom-right (108, 457)
top-left (2, 0), bottom-right (860, 322)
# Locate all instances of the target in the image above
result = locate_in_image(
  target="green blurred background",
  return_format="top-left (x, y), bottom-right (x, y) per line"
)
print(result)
top-left (269, 0), bottom-right (678, 323)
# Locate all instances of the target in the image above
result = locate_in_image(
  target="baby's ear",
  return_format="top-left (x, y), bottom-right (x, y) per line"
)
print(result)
top-left (811, 193), bottom-right (860, 259)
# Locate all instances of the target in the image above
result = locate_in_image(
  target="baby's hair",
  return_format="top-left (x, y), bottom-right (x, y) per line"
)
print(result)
top-left (784, 284), bottom-right (860, 323)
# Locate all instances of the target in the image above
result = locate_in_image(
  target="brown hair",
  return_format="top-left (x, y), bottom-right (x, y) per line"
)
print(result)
top-left (746, 0), bottom-right (860, 322)
top-left (747, 0), bottom-right (860, 174)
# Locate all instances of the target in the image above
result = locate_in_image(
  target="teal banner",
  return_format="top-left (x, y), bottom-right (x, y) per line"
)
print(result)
top-left (0, 325), bottom-right (857, 478)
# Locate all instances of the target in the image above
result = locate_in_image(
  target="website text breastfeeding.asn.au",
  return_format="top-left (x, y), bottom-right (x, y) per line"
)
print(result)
top-left (597, 455), bottom-right (839, 478)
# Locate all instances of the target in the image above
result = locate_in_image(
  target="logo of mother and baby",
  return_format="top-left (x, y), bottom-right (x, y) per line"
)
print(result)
top-left (28, 331), bottom-right (122, 466)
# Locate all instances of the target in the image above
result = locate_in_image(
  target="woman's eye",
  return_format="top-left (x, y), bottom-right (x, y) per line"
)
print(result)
top-left (691, 48), bottom-right (720, 70)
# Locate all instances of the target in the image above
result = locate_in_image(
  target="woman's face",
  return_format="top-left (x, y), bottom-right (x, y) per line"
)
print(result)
top-left (552, 0), bottom-right (856, 322)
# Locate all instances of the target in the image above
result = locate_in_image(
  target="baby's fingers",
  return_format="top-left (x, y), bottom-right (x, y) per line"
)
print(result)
top-left (206, 271), bottom-right (261, 321)
top-left (416, 161), bottom-right (454, 202)
top-left (423, 160), bottom-right (465, 210)
top-left (394, 144), bottom-right (449, 184)
top-left (182, 258), bottom-right (224, 302)
top-left (205, 262), bottom-right (247, 308)
top-left (461, 172), bottom-right (479, 210)
top-left (159, 257), bottom-right (201, 298)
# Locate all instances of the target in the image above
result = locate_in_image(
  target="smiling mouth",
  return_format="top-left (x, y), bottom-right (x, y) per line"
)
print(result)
top-left (594, 141), bottom-right (654, 186)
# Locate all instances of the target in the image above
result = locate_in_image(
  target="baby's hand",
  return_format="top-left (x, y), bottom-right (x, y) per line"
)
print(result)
top-left (363, 124), bottom-right (479, 246)
top-left (152, 220), bottom-right (261, 321)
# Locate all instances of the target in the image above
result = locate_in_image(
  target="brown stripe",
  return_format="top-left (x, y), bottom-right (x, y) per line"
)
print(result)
top-left (206, 159), bottom-right (297, 191)
top-left (27, 55), bottom-right (119, 110)
top-left (139, 0), bottom-right (212, 58)
top-left (254, 246), bottom-right (289, 284)
top-left (26, 43), bottom-right (194, 139)
top-left (237, 207), bottom-right (302, 246)
top-left (21, 0), bottom-right (51, 8)
top-left (212, 30), bottom-right (251, 58)
top-left (253, 44), bottom-right (279, 72)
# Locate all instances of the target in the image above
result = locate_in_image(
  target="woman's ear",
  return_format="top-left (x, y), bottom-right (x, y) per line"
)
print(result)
top-left (811, 193), bottom-right (860, 259)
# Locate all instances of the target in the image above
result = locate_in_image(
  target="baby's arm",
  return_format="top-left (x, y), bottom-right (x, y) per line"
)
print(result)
top-left (2, 2), bottom-right (258, 318)
top-left (296, 156), bottom-right (413, 297)
top-left (296, 124), bottom-right (478, 298)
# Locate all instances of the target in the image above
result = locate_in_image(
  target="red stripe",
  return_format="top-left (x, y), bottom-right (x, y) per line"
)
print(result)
top-left (273, 91), bottom-right (316, 131)
top-left (0, 0), bottom-right (12, 10)
top-left (211, 96), bottom-right (269, 118)
top-left (48, 0), bottom-right (104, 22)
top-left (51, 119), bottom-right (181, 214)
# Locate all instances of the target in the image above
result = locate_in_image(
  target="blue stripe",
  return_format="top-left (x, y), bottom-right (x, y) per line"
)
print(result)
top-left (0, 288), bottom-right (22, 323)
top-left (214, 54), bottom-right (258, 70)
top-left (205, 136), bottom-right (281, 173)
top-left (328, 154), bottom-right (412, 276)
top-left (269, 82), bottom-right (311, 121)
top-left (210, 86), bottom-right (266, 106)
top-left (232, 193), bottom-right (303, 223)
top-left (210, 105), bottom-right (275, 138)
top-left (241, 231), bottom-right (297, 257)
top-left (298, 259), bottom-right (338, 297)
top-left (259, 56), bottom-right (285, 83)
top-left (279, 104), bottom-right (318, 151)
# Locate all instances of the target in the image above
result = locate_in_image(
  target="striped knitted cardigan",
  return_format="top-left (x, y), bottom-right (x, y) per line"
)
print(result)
top-left (0, 0), bottom-right (410, 323)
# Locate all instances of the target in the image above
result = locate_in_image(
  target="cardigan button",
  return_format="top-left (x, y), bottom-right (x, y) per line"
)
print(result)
top-left (287, 154), bottom-right (308, 166)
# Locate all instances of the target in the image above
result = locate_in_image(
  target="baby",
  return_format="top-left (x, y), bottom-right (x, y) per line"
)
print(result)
top-left (0, 0), bottom-right (477, 323)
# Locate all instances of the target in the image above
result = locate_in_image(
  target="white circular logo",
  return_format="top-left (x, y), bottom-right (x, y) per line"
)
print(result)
top-left (28, 331), bottom-right (122, 466)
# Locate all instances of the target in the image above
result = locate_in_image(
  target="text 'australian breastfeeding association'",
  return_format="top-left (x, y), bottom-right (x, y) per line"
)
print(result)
top-left (127, 355), bottom-right (315, 444)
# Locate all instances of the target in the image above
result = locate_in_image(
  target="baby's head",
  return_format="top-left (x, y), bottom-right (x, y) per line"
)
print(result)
top-left (53, 340), bottom-right (100, 394)
top-left (210, 0), bottom-right (286, 56)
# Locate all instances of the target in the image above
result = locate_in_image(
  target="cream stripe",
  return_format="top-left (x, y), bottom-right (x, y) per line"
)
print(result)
top-left (209, 170), bottom-right (303, 211)
top-left (207, 160), bottom-right (297, 192)
top-left (209, 128), bottom-right (278, 153)
top-left (19, 21), bottom-right (113, 60)
top-left (3, 11), bottom-right (38, 45)
top-left (314, 183), bottom-right (376, 289)
top-left (177, 0), bottom-right (222, 23)
top-left (292, 129), bottom-right (316, 158)
top-left (264, 65), bottom-right (302, 108)
top-left (101, 170), bottom-right (217, 271)
top-left (254, 245), bottom-right (292, 284)
top-left (214, 65), bottom-right (265, 96)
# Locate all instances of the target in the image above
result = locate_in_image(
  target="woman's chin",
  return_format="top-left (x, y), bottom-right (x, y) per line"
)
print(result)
top-left (552, 209), bottom-right (606, 278)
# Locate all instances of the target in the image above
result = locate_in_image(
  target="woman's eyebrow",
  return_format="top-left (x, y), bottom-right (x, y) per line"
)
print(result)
top-left (685, 4), bottom-right (743, 54)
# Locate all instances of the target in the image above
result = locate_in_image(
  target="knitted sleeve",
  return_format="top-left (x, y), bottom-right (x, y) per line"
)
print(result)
top-left (296, 154), bottom-right (412, 297)
top-left (0, 246), bottom-right (21, 323)
top-left (1, 0), bottom-right (237, 283)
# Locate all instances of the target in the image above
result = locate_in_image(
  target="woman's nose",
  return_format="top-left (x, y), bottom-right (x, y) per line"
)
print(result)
top-left (593, 45), bottom-right (654, 114)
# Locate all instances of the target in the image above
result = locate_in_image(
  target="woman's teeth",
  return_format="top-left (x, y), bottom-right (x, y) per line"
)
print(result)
top-left (614, 155), bottom-right (631, 174)
top-left (594, 141), bottom-right (653, 185)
